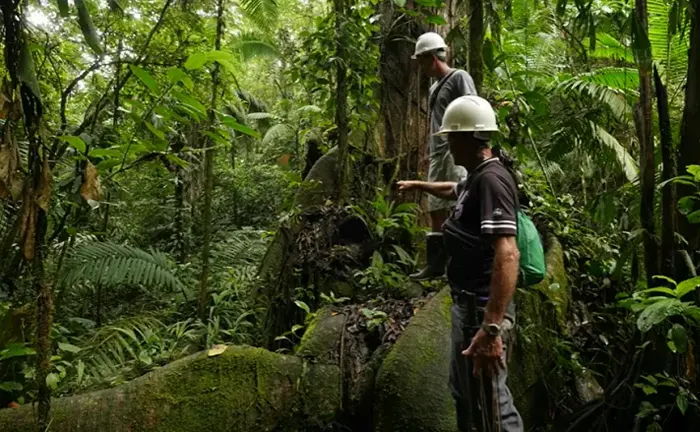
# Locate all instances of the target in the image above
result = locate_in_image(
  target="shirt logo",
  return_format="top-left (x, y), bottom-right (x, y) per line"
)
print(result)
top-left (493, 208), bottom-right (503, 217)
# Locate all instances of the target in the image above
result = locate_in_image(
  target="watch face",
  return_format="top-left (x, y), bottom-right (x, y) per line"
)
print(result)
top-left (485, 324), bottom-right (500, 335)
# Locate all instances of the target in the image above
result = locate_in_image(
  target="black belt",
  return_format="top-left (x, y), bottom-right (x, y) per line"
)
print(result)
top-left (451, 290), bottom-right (489, 307)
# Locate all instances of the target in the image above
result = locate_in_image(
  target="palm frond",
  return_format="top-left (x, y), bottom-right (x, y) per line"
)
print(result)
top-left (589, 121), bottom-right (638, 182)
top-left (648, 0), bottom-right (689, 86)
top-left (237, 0), bottom-right (279, 31)
top-left (61, 242), bottom-right (185, 292)
top-left (232, 32), bottom-right (279, 60)
top-left (558, 68), bottom-right (638, 119)
top-left (262, 123), bottom-right (294, 146)
top-left (588, 33), bottom-right (634, 63)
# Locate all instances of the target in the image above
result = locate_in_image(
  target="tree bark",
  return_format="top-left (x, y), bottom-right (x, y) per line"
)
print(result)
top-left (468, 0), bottom-right (484, 93)
top-left (653, 66), bottom-right (677, 278)
top-left (379, 0), bottom-right (428, 205)
top-left (678, 5), bottom-right (700, 258)
top-left (334, 0), bottom-right (349, 204)
top-left (198, 0), bottom-right (224, 321)
top-left (2, 3), bottom-right (53, 429)
top-left (633, 0), bottom-right (658, 285)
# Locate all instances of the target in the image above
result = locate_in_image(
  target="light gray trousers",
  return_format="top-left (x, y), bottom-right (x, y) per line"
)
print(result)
top-left (449, 301), bottom-right (524, 432)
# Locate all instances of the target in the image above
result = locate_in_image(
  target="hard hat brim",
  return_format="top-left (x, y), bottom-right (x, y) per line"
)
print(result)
top-left (434, 128), bottom-right (499, 137)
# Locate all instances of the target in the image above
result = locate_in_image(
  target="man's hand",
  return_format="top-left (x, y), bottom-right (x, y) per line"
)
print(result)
top-left (463, 328), bottom-right (505, 377)
top-left (396, 180), bottom-right (420, 191)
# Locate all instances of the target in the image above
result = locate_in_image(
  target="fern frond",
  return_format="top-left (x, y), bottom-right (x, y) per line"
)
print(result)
top-left (62, 242), bottom-right (185, 292)
top-left (211, 229), bottom-right (268, 272)
top-left (77, 315), bottom-right (166, 380)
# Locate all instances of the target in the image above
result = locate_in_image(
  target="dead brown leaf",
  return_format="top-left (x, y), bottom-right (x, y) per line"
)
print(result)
top-left (9, 172), bottom-right (23, 201)
top-left (18, 187), bottom-right (36, 261)
top-left (35, 156), bottom-right (52, 211)
top-left (686, 341), bottom-right (696, 381)
top-left (80, 161), bottom-right (102, 202)
top-left (0, 126), bottom-right (19, 197)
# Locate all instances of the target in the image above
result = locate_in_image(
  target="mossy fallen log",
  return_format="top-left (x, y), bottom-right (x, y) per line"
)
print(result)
top-left (374, 287), bottom-right (455, 432)
top-left (0, 346), bottom-right (340, 432)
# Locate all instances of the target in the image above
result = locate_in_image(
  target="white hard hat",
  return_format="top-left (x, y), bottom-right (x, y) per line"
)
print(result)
top-left (412, 32), bottom-right (447, 59)
top-left (436, 95), bottom-right (499, 136)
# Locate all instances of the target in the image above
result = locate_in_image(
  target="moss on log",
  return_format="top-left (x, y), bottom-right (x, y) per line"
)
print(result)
top-left (296, 306), bottom-right (345, 363)
top-left (0, 346), bottom-right (340, 432)
top-left (374, 287), bottom-right (455, 432)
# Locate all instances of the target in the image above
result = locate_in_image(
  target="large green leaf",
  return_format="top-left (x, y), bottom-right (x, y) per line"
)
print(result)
top-left (75, 0), bottom-right (103, 55)
top-left (166, 67), bottom-right (193, 91)
top-left (220, 114), bottom-right (261, 139)
top-left (184, 51), bottom-right (239, 72)
top-left (0, 344), bottom-right (36, 360)
top-left (59, 135), bottom-right (86, 154)
top-left (129, 65), bottom-right (160, 94)
top-left (637, 298), bottom-right (684, 332)
top-left (0, 381), bottom-right (23, 392)
top-left (675, 276), bottom-right (700, 298)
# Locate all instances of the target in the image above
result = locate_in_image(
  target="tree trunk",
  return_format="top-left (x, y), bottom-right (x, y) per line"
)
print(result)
top-left (198, 0), bottom-right (224, 321)
top-left (468, 0), bottom-right (484, 93)
top-left (678, 5), bottom-right (700, 259)
top-left (2, 3), bottom-right (53, 429)
top-left (653, 66), bottom-right (677, 278)
top-left (633, 0), bottom-right (658, 285)
top-left (334, 0), bottom-right (349, 204)
top-left (378, 0), bottom-right (428, 204)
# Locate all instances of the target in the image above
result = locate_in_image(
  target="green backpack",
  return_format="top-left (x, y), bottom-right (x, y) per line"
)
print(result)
top-left (516, 210), bottom-right (545, 286)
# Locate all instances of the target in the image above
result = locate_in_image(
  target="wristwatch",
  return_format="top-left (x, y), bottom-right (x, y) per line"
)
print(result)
top-left (481, 322), bottom-right (502, 337)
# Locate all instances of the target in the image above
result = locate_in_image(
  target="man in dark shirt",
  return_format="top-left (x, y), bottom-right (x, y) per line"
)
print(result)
top-left (397, 95), bottom-right (524, 432)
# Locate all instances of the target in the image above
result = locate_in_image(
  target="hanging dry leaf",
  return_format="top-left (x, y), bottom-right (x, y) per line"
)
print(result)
top-left (9, 172), bottom-right (24, 201)
top-left (0, 127), bottom-right (19, 197)
top-left (80, 161), bottom-right (102, 202)
top-left (18, 188), bottom-right (37, 261)
top-left (0, 81), bottom-right (11, 120)
top-left (208, 344), bottom-right (228, 357)
top-left (35, 156), bottom-right (52, 211)
top-left (686, 341), bottom-right (696, 380)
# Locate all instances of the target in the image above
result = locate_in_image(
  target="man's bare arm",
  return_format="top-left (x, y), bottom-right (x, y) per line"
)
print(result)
top-left (484, 236), bottom-right (520, 325)
top-left (397, 180), bottom-right (458, 200)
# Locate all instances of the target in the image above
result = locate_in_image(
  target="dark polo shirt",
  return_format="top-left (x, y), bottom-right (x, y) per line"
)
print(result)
top-left (443, 157), bottom-right (519, 297)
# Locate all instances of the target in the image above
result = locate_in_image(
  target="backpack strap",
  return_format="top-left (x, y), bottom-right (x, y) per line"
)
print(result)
top-left (428, 69), bottom-right (458, 111)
